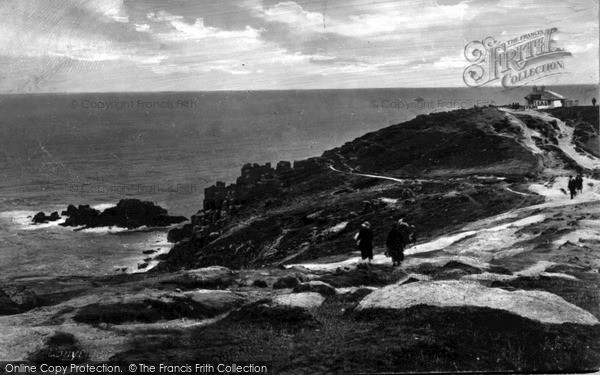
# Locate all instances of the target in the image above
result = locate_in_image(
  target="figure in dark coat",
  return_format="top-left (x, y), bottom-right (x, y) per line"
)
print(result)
top-left (568, 176), bottom-right (577, 199)
top-left (386, 223), bottom-right (404, 266)
top-left (575, 175), bottom-right (583, 193)
top-left (356, 221), bottom-right (374, 262)
top-left (386, 218), bottom-right (414, 266)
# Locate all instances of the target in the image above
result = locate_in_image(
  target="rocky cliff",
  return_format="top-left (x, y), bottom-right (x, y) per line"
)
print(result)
top-left (156, 106), bottom-right (598, 272)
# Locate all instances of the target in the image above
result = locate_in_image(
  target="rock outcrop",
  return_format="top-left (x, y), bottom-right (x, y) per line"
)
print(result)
top-left (272, 275), bottom-right (301, 289)
top-left (293, 281), bottom-right (337, 296)
top-left (272, 292), bottom-right (325, 309)
top-left (31, 211), bottom-right (60, 224)
top-left (60, 199), bottom-right (187, 229)
top-left (357, 280), bottom-right (599, 325)
top-left (73, 289), bottom-right (243, 324)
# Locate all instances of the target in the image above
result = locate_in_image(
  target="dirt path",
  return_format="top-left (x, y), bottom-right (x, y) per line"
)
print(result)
top-left (328, 165), bottom-right (415, 183)
top-left (501, 108), bottom-right (600, 170)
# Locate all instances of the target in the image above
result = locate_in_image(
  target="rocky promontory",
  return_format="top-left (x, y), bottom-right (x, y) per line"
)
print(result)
top-left (157, 106), bottom-right (549, 272)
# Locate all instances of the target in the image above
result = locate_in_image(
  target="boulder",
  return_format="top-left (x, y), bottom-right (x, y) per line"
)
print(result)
top-left (273, 275), bottom-right (300, 289)
top-left (412, 260), bottom-right (484, 280)
top-left (293, 281), bottom-right (336, 296)
top-left (336, 287), bottom-right (377, 303)
top-left (272, 292), bottom-right (325, 309)
top-left (357, 280), bottom-right (599, 325)
top-left (31, 211), bottom-right (61, 224)
top-left (59, 205), bottom-right (101, 227)
top-left (32, 212), bottom-right (47, 224)
top-left (183, 290), bottom-right (245, 315)
top-left (252, 280), bottom-right (268, 288)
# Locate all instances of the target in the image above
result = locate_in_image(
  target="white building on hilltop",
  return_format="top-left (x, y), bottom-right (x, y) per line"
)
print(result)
top-left (524, 86), bottom-right (578, 109)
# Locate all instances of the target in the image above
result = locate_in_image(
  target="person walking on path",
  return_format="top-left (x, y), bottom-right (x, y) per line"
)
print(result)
top-left (386, 223), bottom-right (404, 266)
top-left (575, 174), bottom-right (583, 194)
top-left (568, 176), bottom-right (577, 199)
top-left (386, 217), bottom-right (415, 267)
top-left (355, 221), bottom-right (374, 263)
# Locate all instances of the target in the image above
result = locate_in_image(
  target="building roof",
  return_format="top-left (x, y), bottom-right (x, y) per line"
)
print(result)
top-left (525, 89), bottom-right (565, 101)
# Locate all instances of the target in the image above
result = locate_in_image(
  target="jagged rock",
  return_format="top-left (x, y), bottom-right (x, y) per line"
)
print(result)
top-left (293, 281), bottom-right (336, 296)
top-left (167, 224), bottom-right (193, 243)
top-left (60, 199), bottom-right (187, 229)
top-left (60, 204), bottom-right (101, 227)
top-left (32, 212), bottom-right (46, 224)
top-left (61, 204), bottom-right (78, 216)
top-left (273, 275), bottom-right (301, 289)
top-left (357, 280), bottom-right (599, 325)
top-left (31, 211), bottom-right (61, 224)
top-left (272, 292), bottom-right (325, 309)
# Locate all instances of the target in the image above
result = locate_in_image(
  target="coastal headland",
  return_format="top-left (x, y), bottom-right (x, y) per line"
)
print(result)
top-left (2, 105), bottom-right (599, 374)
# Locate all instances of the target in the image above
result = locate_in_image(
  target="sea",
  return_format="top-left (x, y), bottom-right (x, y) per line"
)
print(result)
top-left (0, 86), bottom-right (597, 281)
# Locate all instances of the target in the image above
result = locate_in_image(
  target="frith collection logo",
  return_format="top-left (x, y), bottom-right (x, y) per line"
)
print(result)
top-left (463, 28), bottom-right (572, 88)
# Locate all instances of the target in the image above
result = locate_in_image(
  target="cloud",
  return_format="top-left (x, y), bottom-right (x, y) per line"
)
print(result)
top-left (254, 0), bottom-right (478, 39)
top-left (157, 14), bottom-right (263, 41)
top-left (0, 0), bottom-right (596, 92)
top-left (78, 0), bottom-right (129, 23)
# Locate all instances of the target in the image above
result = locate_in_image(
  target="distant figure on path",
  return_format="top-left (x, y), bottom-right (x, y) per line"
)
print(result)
top-left (575, 174), bottom-right (583, 194)
top-left (355, 221), bottom-right (374, 263)
top-left (568, 176), bottom-right (577, 199)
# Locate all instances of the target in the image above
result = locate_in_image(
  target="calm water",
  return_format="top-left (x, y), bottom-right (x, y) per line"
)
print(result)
top-left (0, 86), bottom-right (597, 280)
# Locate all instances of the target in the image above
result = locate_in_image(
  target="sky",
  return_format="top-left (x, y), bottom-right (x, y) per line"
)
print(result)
top-left (0, 0), bottom-right (597, 93)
